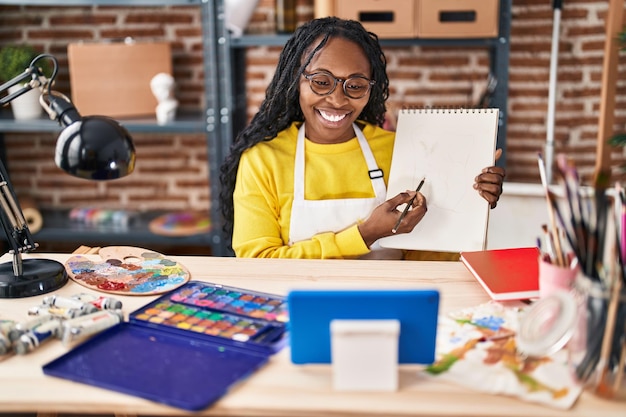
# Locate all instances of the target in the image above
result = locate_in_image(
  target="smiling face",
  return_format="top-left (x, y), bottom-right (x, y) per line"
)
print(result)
top-left (299, 36), bottom-right (372, 144)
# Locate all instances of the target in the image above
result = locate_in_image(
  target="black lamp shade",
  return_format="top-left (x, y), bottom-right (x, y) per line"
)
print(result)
top-left (55, 116), bottom-right (136, 180)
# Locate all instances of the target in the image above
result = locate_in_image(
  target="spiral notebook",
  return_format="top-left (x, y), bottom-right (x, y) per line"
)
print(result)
top-left (379, 108), bottom-right (499, 252)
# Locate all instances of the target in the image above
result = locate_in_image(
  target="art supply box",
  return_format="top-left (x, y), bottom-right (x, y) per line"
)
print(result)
top-left (43, 281), bottom-right (288, 411)
top-left (314, 0), bottom-right (500, 39)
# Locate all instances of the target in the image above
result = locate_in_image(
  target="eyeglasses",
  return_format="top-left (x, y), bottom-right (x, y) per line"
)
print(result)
top-left (303, 71), bottom-right (375, 99)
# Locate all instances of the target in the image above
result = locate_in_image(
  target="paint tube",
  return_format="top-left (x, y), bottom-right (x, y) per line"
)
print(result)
top-left (71, 293), bottom-right (123, 310)
top-left (8, 313), bottom-right (54, 342)
top-left (42, 295), bottom-right (98, 315)
top-left (13, 319), bottom-right (62, 355)
top-left (0, 331), bottom-right (11, 355)
top-left (29, 304), bottom-right (84, 319)
top-left (61, 309), bottom-right (123, 346)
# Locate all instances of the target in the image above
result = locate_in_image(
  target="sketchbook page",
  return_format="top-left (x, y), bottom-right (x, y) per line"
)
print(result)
top-left (379, 108), bottom-right (499, 252)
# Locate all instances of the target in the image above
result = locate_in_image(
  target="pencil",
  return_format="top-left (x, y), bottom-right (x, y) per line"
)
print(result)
top-left (392, 177), bottom-right (425, 234)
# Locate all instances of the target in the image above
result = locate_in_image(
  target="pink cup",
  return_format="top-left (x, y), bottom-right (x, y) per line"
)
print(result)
top-left (538, 257), bottom-right (578, 298)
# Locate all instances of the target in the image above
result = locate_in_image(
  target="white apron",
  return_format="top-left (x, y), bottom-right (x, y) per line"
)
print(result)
top-left (288, 123), bottom-right (402, 259)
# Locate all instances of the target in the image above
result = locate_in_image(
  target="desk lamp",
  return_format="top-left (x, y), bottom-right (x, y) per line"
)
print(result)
top-left (0, 53), bottom-right (136, 298)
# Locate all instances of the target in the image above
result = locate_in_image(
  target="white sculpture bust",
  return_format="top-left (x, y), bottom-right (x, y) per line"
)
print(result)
top-left (150, 72), bottom-right (178, 125)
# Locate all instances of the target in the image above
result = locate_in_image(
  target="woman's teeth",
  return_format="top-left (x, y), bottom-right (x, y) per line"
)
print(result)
top-left (319, 110), bottom-right (346, 122)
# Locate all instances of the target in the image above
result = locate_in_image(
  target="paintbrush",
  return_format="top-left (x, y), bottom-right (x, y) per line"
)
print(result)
top-left (541, 223), bottom-right (556, 263)
top-left (616, 183), bottom-right (626, 284)
top-left (545, 187), bottom-right (580, 264)
top-left (613, 323), bottom-right (626, 394)
top-left (392, 177), bottom-right (425, 234)
top-left (590, 169), bottom-right (611, 280)
top-left (537, 153), bottom-right (566, 266)
top-left (556, 154), bottom-right (588, 265)
top-left (610, 183), bottom-right (626, 286)
top-left (594, 274), bottom-right (622, 397)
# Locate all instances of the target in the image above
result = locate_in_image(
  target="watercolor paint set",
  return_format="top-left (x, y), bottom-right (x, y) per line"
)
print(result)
top-left (130, 280), bottom-right (288, 352)
top-left (42, 281), bottom-right (289, 411)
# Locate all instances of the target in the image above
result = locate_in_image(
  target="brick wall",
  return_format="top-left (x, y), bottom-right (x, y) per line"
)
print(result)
top-left (0, 3), bottom-right (210, 214)
top-left (0, 0), bottom-right (625, 218)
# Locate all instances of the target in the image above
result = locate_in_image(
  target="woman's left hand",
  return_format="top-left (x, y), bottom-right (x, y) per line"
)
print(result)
top-left (474, 148), bottom-right (506, 209)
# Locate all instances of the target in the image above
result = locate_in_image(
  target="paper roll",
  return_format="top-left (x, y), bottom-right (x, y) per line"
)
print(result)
top-left (19, 195), bottom-right (43, 234)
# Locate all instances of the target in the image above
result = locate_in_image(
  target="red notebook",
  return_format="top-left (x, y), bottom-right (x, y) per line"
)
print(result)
top-left (460, 247), bottom-right (540, 301)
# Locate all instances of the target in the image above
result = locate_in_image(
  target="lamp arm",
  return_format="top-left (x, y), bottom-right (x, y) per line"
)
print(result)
top-left (0, 56), bottom-right (51, 276)
top-left (40, 90), bottom-right (82, 126)
top-left (0, 159), bottom-right (36, 277)
top-left (0, 54), bottom-right (57, 107)
top-left (0, 54), bottom-right (82, 128)
top-left (0, 52), bottom-right (137, 298)
top-left (0, 67), bottom-right (47, 107)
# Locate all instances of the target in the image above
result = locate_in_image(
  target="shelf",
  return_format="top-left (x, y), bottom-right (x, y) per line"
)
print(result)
top-left (30, 209), bottom-right (214, 248)
top-left (0, 110), bottom-right (206, 134)
top-left (0, 0), bottom-right (230, 256)
top-left (230, 34), bottom-right (504, 49)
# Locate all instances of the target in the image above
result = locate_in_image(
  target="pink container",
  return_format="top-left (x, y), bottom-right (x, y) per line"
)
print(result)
top-left (538, 258), bottom-right (578, 298)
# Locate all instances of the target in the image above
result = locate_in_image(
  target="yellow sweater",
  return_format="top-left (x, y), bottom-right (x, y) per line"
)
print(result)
top-left (232, 121), bottom-right (460, 261)
top-left (233, 121), bottom-right (393, 258)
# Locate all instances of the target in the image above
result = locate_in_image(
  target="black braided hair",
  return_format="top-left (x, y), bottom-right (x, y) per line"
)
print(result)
top-left (218, 17), bottom-right (389, 247)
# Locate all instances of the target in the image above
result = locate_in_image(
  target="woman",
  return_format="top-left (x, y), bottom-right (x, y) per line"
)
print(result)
top-left (219, 17), bottom-right (505, 259)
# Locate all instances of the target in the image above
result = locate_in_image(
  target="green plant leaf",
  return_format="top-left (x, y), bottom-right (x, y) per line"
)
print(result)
top-left (609, 133), bottom-right (626, 147)
top-left (0, 44), bottom-right (52, 82)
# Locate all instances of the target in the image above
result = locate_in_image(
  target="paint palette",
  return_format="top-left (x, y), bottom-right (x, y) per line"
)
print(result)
top-left (148, 211), bottom-right (211, 237)
top-left (130, 281), bottom-right (288, 353)
top-left (64, 246), bottom-right (191, 296)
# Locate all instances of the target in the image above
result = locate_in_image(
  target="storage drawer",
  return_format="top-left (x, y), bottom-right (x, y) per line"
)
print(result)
top-left (416, 0), bottom-right (500, 38)
top-left (317, 0), bottom-right (416, 39)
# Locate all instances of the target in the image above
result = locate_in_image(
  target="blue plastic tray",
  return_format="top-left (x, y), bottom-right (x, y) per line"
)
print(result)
top-left (43, 322), bottom-right (268, 411)
top-left (43, 281), bottom-right (289, 411)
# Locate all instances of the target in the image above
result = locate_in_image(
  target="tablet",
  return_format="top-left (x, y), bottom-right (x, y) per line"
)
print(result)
top-left (287, 289), bottom-right (440, 364)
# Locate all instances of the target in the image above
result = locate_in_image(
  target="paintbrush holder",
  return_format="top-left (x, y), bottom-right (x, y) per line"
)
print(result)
top-left (538, 257), bottom-right (578, 299)
top-left (568, 272), bottom-right (626, 401)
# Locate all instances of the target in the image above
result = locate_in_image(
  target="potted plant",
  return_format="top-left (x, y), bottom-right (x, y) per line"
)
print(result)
top-left (0, 44), bottom-right (51, 120)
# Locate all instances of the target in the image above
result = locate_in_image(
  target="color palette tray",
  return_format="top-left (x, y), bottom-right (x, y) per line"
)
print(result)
top-left (130, 281), bottom-right (288, 352)
top-left (43, 281), bottom-right (289, 411)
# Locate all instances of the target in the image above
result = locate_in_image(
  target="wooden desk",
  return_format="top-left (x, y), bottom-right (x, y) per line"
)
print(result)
top-left (0, 253), bottom-right (622, 417)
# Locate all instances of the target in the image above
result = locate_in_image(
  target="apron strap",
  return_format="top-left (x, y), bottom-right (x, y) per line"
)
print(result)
top-left (295, 123), bottom-right (386, 202)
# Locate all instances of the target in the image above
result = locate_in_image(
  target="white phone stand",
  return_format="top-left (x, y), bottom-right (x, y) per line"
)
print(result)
top-left (330, 319), bottom-right (400, 391)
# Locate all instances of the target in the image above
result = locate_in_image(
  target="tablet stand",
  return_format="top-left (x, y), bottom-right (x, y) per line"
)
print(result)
top-left (330, 319), bottom-right (400, 391)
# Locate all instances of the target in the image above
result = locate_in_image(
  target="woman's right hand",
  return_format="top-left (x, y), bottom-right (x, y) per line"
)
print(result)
top-left (358, 191), bottom-right (427, 248)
